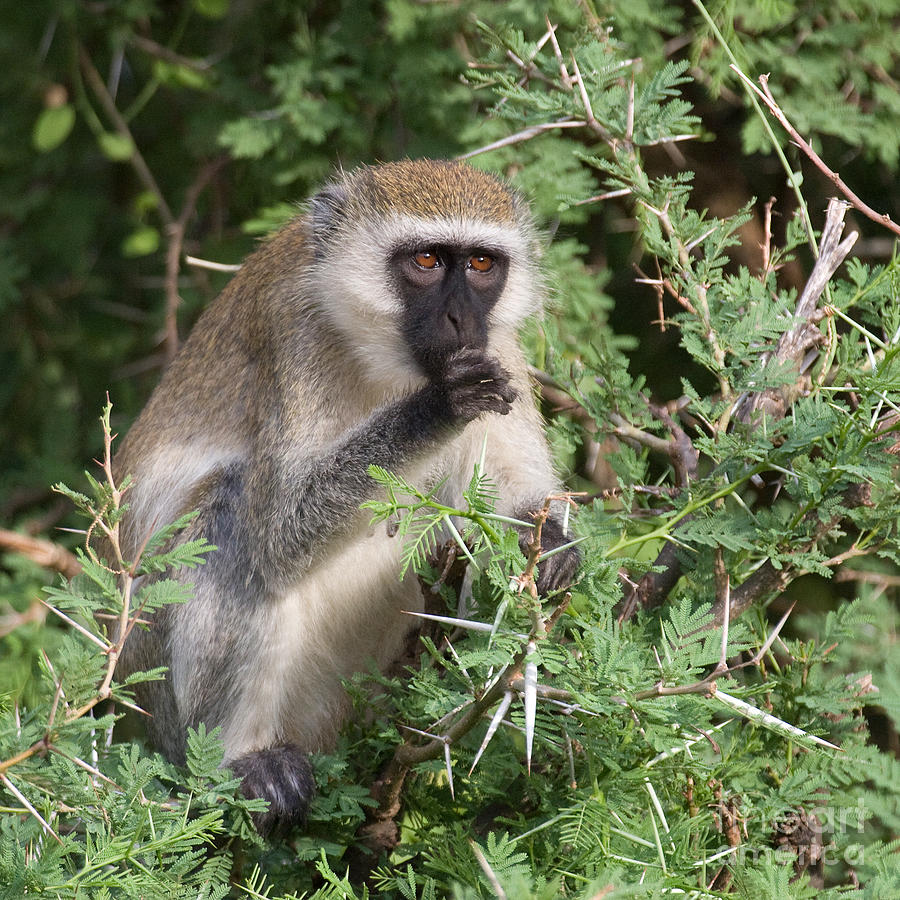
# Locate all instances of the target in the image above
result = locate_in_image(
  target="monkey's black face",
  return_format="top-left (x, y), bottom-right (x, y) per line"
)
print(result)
top-left (391, 244), bottom-right (510, 379)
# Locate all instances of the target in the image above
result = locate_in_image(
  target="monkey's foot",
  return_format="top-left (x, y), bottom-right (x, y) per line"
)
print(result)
top-left (231, 743), bottom-right (316, 838)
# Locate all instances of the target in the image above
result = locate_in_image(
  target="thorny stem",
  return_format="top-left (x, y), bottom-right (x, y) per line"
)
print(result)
top-left (0, 403), bottom-right (145, 781)
top-left (368, 492), bottom-right (578, 834)
top-left (691, 0), bottom-right (818, 254)
top-left (732, 66), bottom-right (900, 239)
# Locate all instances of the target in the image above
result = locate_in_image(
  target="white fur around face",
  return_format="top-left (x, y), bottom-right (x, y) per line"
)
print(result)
top-left (305, 214), bottom-right (542, 388)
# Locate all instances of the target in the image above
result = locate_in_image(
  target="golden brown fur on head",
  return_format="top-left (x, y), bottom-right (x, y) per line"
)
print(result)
top-left (344, 159), bottom-right (521, 224)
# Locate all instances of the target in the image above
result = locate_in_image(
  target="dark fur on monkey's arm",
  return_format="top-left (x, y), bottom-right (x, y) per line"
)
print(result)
top-left (201, 349), bottom-right (517, 588)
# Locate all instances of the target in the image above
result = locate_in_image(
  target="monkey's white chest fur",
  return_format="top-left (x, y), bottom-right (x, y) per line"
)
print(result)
top-left (219, 523), bottom-right (421, 760)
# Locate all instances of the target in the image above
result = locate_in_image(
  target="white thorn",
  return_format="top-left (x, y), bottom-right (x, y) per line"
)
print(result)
top-left (443, 739), bottom-right (455, 799)
top-left (524, 641), bottom-right (538, 774)
top-left (469, 691), bottom-right (514, 775)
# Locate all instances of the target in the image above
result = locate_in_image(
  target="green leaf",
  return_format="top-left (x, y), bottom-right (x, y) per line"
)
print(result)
top-left (192, 0), bottom-right (228, 18)
top-left (151, 60), bottom-right (212, 91)
top-left (139, 538), bottom-right (215, 573)
top-left (97, 132), bottom-right (134, 161)
top-left (121, 226), bottom-right (160, 258)
top-left (32, 104), bottom-right (76, 152)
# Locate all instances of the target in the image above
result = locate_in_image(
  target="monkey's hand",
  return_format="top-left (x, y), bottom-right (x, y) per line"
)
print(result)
top-left (522, 514), bottom-right (581, 595)
top-left (433, 347), bottom-right (517, 425)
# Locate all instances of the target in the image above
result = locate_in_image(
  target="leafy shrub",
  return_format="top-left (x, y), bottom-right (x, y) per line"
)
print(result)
top-left (2, 2), bottom-right (899, 898)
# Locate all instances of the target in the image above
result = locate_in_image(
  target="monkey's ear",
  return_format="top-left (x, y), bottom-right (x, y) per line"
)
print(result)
top-left (309, 184), bottom-right (348, 246)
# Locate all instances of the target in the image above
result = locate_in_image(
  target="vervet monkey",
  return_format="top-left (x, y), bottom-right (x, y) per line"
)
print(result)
top-left (115, 159), bottom-right (579, 835)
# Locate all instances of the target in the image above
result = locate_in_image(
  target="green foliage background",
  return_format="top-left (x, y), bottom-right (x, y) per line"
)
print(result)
top-left (1, 1), bottom-right (899, 897)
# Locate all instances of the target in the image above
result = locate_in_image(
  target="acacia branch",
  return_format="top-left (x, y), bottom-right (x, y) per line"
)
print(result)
top-left (0, 405), bottom-right (146, 785)
top-left (730, 65), bottom-right (900, 239)
top-left (78, 45), bottom-right (173, 226)
top-left (617, 201), bottom-right (860, 622)
top-left (0, 529), bottom-right (81, 579)
top-left (164, 155), bottom-right (229, 363)
top-left (366, 496), bottom-right (576, 847)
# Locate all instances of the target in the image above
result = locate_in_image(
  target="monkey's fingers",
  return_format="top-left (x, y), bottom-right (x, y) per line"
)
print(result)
top-left (448, 384), bottom-right (512, 419)
top-left (535, 551), bottom-right (579, 593)
top-left (480, 391), bottom-right (515, 416)
top-left (232, 744), bottom-right (316, 838)
top-left (495, 380), bottom-right (517, 405)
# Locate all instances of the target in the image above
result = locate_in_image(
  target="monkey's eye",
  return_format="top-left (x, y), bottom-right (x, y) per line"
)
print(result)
top-left (414, 251), bottom-right (441, 269)
top-left (468, 254), bottom-right (495, 273)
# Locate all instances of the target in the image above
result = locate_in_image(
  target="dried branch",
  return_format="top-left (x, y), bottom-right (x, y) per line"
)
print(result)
top-left (0, 529), bottom-right (81, 579)
top-left (732, 198), bottom-right (858, 423)
top-left (731, 65), bottom-right (900, 239)
top-left (164, 155), bottom-right (228, 363)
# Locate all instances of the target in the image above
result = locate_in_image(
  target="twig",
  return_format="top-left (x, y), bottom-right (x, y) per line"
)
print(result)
top-left (0, 773), bottom-right (62, 844)
top-left (692, 2), bottom-right (817, 251)
top-left (546, 17), bottom-right (572, 88)
top-left (749, 600), bottom-right (796, 666)
top-left (0, 529), bottom-right (81, 579)
top-left (568, 51), bottom-right (627, 146)
top-left (730, 66), bottom-right (900, 238)
top-left (164, 156), bottom-right (228, 363)
top-left (457, 119), bottom-right (585, 160)
top-left (732, 198), bottom-right (858, 423)
top-left (714, 550), bottom-right (730, 673)
top-left (470, 840), bottom-right (508, 900)
top-left (41, 600), bottom-right (108, 650)
top-left (78, 45), bottom-right (173, 226)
